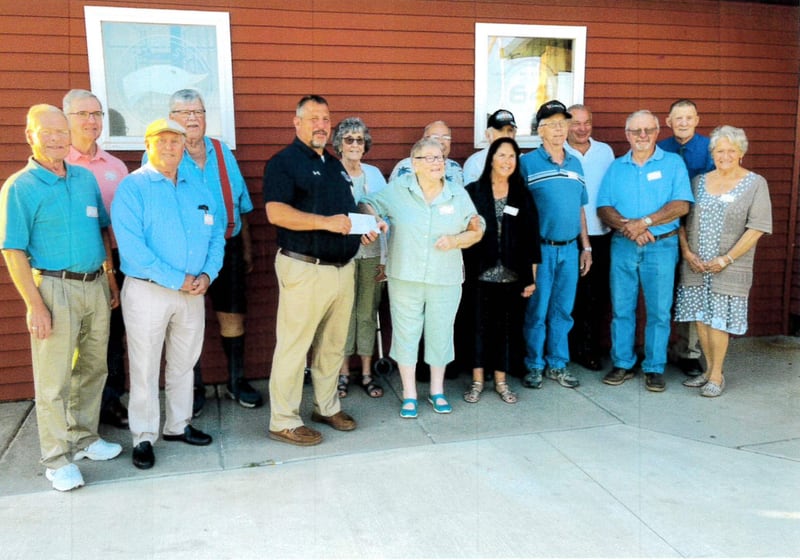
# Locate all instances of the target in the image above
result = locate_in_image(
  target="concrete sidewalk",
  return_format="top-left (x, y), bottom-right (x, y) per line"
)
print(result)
top-left (1, 336), bottom-right (799, 559)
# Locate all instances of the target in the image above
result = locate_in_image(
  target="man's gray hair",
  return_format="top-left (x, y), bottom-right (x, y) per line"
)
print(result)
top-left (169, 89), bottom-right (205, 111)
top-left (625, 110), bottom-right (659, 131)
top-left (709, 125), bottom-right (748, 156)
top-left (62, 89), bottom-right (101, 114)
top-left (423, 120), bottom-right (450, 137)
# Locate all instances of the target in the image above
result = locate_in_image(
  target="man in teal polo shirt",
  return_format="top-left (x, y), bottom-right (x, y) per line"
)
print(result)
top-left (520, 100), bottom-right (592, 390)
top-left (0, 104), bottom-right (122, 491)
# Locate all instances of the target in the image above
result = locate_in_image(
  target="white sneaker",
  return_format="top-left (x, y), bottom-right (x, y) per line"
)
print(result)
top-left (74, 438), bottom-right (123, 461)
top-left (45, 463), bottom-right (85, 492)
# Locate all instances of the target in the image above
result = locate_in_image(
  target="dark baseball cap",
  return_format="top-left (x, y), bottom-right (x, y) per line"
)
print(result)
top-left (487, 109), bottom-right (517, 130)
top-left (536, 100), bottom-right (572, 123)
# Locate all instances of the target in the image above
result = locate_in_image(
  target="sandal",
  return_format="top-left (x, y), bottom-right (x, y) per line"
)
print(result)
top-left (337, 374), bottom-right (349, 398)
top-left (463, 381), bottom-right (483, 403)
top-left (360, 375), bottom-right (383, 398)
top-left (495, 381), bottom-right (518, 404)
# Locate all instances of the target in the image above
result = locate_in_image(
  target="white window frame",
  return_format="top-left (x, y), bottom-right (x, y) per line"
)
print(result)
top-left (474, 23), bottom-right (587, 149)
top-left (84, 6), bottom-right (235, 150)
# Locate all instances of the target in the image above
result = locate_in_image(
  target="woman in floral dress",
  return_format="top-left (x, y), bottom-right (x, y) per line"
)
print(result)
top-left (674, 125), bottom-right (772, 397)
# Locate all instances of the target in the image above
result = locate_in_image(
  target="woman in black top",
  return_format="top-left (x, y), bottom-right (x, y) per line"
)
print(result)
top-left (461, 137), bottom-right (541, 403)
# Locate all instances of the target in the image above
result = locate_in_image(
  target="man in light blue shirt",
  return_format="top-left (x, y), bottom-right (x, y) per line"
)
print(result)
top-left (113, 118), bottom-right (225, 470)
top-left (597, 110), bottom-right (693, 393)
top-left (167, 88), bottom-right (261, 413)
top-left (463, 109), bottom-right (518, 184)
top-left (520, 100), bottom-right (592, 391)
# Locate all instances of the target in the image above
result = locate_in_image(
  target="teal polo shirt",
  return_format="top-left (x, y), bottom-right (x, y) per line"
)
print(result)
top-left (0, 158), bottom-right (109, 272)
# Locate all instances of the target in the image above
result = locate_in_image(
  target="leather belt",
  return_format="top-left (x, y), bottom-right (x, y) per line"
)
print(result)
top-left (653, 229), bottom-right (679, 241)
top-left (279, 249), bottom-right (349, 268)
top-left (540, 238), bottom-right (575, 246)
top-left (35, 268), bottom-right (103, 282)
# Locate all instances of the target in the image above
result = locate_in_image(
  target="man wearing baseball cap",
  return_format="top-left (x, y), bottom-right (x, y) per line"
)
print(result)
top-left (463, 109), bottom-right (518, 184)
top-left (112, 118), bottom-right (225, 469)
top-left (520, 100), bottom-right (592, 391)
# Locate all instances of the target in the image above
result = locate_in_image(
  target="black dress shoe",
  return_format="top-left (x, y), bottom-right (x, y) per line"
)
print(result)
top-left (678, 358), bottom-right (703, 376)
top-left (99, 399), bottom-right (129, 428)
top-left (132, 441), bottom-right (155, 470)
top-left (163, 425), bottom-right (213, 446)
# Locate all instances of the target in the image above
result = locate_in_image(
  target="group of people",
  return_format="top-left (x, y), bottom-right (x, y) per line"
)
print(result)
top-left (0, 91), bottom-right (771, 492)
top-left (0, 89), bottom-right (257, 489)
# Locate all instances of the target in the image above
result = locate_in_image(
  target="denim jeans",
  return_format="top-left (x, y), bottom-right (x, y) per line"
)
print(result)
top-left (609, 234), bottom-right (678, 373)
top-left (524, 242), bottom-right (578, 371)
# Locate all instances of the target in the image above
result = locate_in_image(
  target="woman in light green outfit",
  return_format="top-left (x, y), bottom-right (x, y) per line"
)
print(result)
top-left (361, 138), bottom-right (484, 418)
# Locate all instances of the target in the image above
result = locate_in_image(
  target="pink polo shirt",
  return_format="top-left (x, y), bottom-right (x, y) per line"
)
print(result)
top-left (66, 145), bottom-right (129, 247)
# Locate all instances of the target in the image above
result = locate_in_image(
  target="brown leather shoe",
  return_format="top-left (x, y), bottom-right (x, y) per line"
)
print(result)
top-left (268, 425), bottom-right (322, 446)
top-left (311, 410), bottom-right (357, 431)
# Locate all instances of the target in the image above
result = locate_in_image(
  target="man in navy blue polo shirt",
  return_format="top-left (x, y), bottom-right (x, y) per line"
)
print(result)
top-left (520, 100), bottom-right (592, 391)
top-left (658, 99), bottom-right (715, 376)
top-left (263, 95), bottom-right (379, 446)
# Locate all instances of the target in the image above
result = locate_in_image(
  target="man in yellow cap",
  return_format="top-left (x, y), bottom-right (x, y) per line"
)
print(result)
top-left (112, 118), bottom-right (225, 469)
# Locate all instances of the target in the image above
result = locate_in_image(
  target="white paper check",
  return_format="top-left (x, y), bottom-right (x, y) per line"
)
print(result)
top-left (348, 213), bottom-right (379, 235)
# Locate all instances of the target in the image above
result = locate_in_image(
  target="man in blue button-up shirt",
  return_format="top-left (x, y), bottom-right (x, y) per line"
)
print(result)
top-left (113, 118), bottom-right (224, 470)
top-left (598, 110), bottom-right (693, 393)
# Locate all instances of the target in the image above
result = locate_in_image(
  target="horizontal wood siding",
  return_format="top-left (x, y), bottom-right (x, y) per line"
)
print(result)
top-left (0, 0), bottom-right (797, 400)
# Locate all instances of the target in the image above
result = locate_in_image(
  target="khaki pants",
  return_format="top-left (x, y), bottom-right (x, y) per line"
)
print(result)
top-left (31, 275), bottom-right (110, 469)
top-left (269, 253), bottom-right (354, 431)
top-left (122, 279), bottom-right (205, 446)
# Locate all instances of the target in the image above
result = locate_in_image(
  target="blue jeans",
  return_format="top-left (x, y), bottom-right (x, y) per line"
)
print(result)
top-left (609, 234), bottom-right (678, 374)
top-left (524, 242), bottom-right (578, 371)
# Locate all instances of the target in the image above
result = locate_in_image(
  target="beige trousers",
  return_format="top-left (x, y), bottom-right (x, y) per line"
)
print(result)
top-left (269, 253), bottom-right (354, 431)
top-left (31, 275), bottom-right (110, 469)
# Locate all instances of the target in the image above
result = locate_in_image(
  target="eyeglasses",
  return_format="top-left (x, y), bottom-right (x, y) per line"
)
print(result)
top-left (343, 137), bottom-right (365, 145)
top-left (68, 111), bottom-right (104, 120)
top-left (626, 127), bottom-right (658, 137)
top-left (414, 155), bottom-right (445, 163)
top-left (538, 120), bottom-right (569, 130)
top-left (171, 109), bottom-right (206, 118)
top-left (425, 134), bottom-right (452, 141)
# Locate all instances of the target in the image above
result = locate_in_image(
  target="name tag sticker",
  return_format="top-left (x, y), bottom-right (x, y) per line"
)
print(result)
top-left (439, 205), bottom-right (455, 215)
top-left (86, 206), bottom-right (98, 218)
top-left (503, 205), bottom-right (519, 216)
top-left (647, 171), bottom-right (662, 181)
top-left (204, 214), bottom-right (215, 226)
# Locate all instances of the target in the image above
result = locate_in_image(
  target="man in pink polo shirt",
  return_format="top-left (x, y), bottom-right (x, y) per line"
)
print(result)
top-left (64, 89), bottom-right (130, 429)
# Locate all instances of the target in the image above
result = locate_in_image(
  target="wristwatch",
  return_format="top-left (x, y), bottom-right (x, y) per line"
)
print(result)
top-left (642, 216), bottom-right (653, 226)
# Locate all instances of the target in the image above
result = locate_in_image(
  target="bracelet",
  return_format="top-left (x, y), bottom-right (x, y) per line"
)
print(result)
top-left (725, 254), bottom-right (735, 265)
top-left (582, 247), bottom-right (592, 252)
top-left (105, 268), bottom-right (117, 275)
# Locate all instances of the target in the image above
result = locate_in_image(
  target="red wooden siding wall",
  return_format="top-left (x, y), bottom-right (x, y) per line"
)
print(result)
top-left (0, 0), bottom-right (798, 400)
